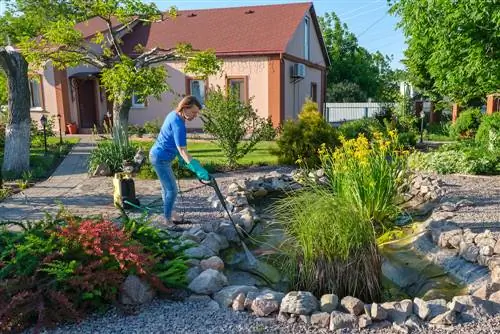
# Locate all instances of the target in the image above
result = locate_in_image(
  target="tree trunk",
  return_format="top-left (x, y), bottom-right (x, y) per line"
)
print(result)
top-left (0, 47), bottom-right (31, 178)
top-left (112, 95), bottom-right (132, 147)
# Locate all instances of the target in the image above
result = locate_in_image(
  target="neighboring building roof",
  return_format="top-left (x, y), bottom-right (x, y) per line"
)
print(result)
top-left (121, 2), bottom-right (329, 65)
top-left (75, 16), bottom-right (124, 39)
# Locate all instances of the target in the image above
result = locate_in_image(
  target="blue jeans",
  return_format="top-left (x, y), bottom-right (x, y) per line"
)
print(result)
top-left (150, 156), bottom-right (178, 221)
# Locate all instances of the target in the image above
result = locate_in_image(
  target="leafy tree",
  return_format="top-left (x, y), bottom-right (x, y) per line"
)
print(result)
top-left (202, 86), bottom-right (272, 168)
top-left (319, 12), bottom-right (399, 102)
top-left (389, 0), bottom-right (500, 104)
top-left (13, 0), bottom-right (222, 146)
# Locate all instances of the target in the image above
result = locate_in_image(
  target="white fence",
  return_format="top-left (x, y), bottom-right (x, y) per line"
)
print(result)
top-left (323, 102), bottom-right (393, 124)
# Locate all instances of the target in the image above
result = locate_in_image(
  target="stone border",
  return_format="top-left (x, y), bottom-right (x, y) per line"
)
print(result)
top-left (130, 170), bottom-right (499, 331)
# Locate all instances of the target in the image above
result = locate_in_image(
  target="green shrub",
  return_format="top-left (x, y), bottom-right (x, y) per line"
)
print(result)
top-left (475, 112), bottom-right (500, 151)
top-left (450, 108), bottom-right (483, 139)
top-left (201, 86), bottom-right (271, 168)
top-left (88, 140), bottom-right (137, 174)
top-left (275, 99), bottom-right (338, 166)
top-left (128, 124), bottom-right (146, 137)
top-left (338, 118), bottom-right (384, 141)
top-left (144, 119), bottom-right (161, 135)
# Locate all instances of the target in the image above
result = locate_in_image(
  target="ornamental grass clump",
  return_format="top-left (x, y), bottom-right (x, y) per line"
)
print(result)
top-left (275, 131), bottom-right (409, 301)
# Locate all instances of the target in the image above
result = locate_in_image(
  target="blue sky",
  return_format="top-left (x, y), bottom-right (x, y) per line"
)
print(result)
top-left (0, 0), bottom-right (406, 68)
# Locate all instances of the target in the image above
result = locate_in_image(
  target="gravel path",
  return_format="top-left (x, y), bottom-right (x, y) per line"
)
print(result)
top-left (38, 171), bottom-right (500, 334)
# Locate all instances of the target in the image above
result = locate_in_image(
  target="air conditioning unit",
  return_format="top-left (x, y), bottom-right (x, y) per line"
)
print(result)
top-left (291, 63), bottom-right (306, 79)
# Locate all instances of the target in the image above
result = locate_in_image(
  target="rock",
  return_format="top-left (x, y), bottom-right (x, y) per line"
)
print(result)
top-left (459, 241), bottom-right (480, 263)
top-left (358, 314), bottom-right (372, 329)
top-left (93, 163), bottom-right (112, 177)
top-left (216, 222), bottom-right (240, 243)
top-left (426, 299), bottom-right (448, 319)
top-left (480, 246), bottom-right (494, 256)
top-left (183, 227), bottom-right (207, 243)
top-left (310, 312), bottom-right (330, 328)
top-left (492, 266), bottom-right (500, 284)
top-left (451, 295), bottom-right (500, 320)
top-left (244, 291), bottom-right (260, 310)
top-left (494, 240), bottom-right (500, 255)
top-left (299, 315), bottom-right (311, 325)
top-left (184, 245), bottom-right (216, 259)
top-left (206, 300), bottom-right (221, 312)
top-left (489, 290), bottom-right (500, 304)
top-left (320, 294), bottom-right (338, 313)
top-left (251, 291), bottom-right (283, 317)
top-left (489, 257), bottom-right (500, 272)
top-left (392, 323), bottom-right (409, 334)
top-left (253, 187), bottom-right (268, 198)
top-left (381, 299), bottom-right (413, 324)
top-left (277, 312), bottom-right (289, 323)
top-left (420, 185), bottom-right (430, 195)
top-left (473, 282), bottom-right (500, 300)
top-left (188, 269), bottom-right (228, 295)
top-left (280, 291), bottom-right (319, 315)
top-left (478, 254), bottom-right (492, 267)
top-left (429, 310), bottom-right (458, 326)
top-left (200, 256), bottom-right (224, 271)
top-left (228, 182), bottom-right (243, 193)
top-left (201, 232), bottom-right (229, 253)
top-left (186, 266), bottom-right (202, 283)
top-left (475, 231), bottom-right (496, 248)
top-left (341, 296), bottom-right (365, 315)
top-left (448, 300), bottom-right (467, 313)
top-left (371, 302), bottom-right (388, 320)
top-left (329, 311), bottom-right (358, 331)
top-left (439, 229), bottom-right (463, 249)
top-left (234, 258), bottom-right (281, 285)
top-left (368, 321), bottom-right (392, 330)
top-left (186, 258), bottom-right (200, 267)
top-left (463, 229), bottom-right (478, 244)
top-left (405, 315), bottom-right (424, 331)
top-left (119, 275), bottom-right (155, 305)
top-left (213, 285), bottom-right (258, 307)
top-left (439, 202), bottom-right (457, 212)
top-left (232, 293), bottom-right (246, 311)
top-left (413, 297), bottom-right (430, 320)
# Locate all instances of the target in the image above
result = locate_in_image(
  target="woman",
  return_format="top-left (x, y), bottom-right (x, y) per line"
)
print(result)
top-left (149, 95), bottom-right (210, 226)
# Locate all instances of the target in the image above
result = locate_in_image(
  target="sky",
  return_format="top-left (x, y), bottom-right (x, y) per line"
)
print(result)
top-left (0, 0), bottom-right (406, 69)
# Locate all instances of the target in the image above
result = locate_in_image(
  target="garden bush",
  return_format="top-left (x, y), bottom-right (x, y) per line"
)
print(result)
top-left (450, 108), bottom-right (483, 139)
top-left (338, 118), bottom-right (384, 141)
top-left (201, 86), bottom-right (271, 168)
top-left (275, 99), bottom-right (338, 166)
top-left (88, 140), bottom-right (138, 174)
top-left (0, 212), bottom-right (188, 332)
top-left (274, 131), bottom-right (409, 300)
top-left (475, 112), bottom-right (500, 151)
top-left (143, 119), bottom-right (161, 136)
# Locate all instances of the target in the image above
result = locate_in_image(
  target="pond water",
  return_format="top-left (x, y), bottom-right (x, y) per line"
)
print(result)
top-left (245, 191), bottom-right (465, 301)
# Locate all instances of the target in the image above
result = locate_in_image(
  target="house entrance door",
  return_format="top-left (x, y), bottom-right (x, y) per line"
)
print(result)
top-left (77, 78), bottom-right (98, 129)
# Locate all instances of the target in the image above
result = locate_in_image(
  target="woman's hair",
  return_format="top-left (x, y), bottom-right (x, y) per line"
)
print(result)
top-left (176, 95), bottom-right (202, 113)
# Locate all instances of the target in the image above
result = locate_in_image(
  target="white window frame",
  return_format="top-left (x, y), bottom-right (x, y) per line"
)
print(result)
top-left (304, 16), bottom-right (310, 61)
top-left (131, 93), bottom-right (146, 108)
top-left (29, 78), bottom-right (44, 111)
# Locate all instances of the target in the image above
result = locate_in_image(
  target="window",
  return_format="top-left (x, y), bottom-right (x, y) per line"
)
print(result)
top-left (29, 78), bottom-right (43, 110)
top-left (310, 82), bottom-right (317, 102)
top-left (131, 94), bottom-right (146, 108)
top-left (304, 16), bottom-right (310, 60)
top-left (227, 77), bottom-right (248, 102)
top-left (187, 79), bottom-right (206, 105)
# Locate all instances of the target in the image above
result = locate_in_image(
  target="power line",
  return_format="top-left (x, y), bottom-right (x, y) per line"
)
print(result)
top-left (357, 12), bottom-right (388, 38)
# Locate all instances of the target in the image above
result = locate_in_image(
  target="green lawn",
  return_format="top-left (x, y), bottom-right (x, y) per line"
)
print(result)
top-left (133, 139), bottom-right (279, 179)
top-left (1, 137), bottom-right (80, 181)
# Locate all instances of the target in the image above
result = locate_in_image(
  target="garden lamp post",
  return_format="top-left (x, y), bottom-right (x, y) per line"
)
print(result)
top-left (419, 110), bottom-right (425, 143)
top-left (40, 115), bottom-right (47, 155)
top-left (57, 114), bottom-right (63, 145)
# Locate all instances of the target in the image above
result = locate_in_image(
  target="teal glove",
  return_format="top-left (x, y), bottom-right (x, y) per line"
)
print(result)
top-left (187, 159), bottom-right (211, 181)
top-left (176, 153), bottom-right (187, 169)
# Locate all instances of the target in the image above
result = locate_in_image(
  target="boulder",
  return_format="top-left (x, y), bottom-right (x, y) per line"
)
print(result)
top-left (232, 292), bottom-right (246, 311)
top-left (459, 241), bottom-right (480, 263)
top-left (310, 312), bottom-right (330, 328)
top-left (340, 296), bottom-right (365, 315)
top-left (426, 299), bottom-right (448, 319)
top-left (489, 290), bottom-right (500, 304)
top-left (119, 275), bottom-right (155, 305)
top-left (381, 299), bottom-right (413, 324)
top-left (280, 291), bottom-right (319, 315)
top-left (358, 314), bottom-right (372, 329)
top-left (413, 297), bottom-right (430, 320)
top-left (186, 266), bottom-right (202, 283)
top-left (451, 295), bottom-right (500, 321)
top-left (371, 302), bottom-right (388, 320)
top-left (251, 291), bottom-right (284, 317)
top-left (472, 282), bottom-right (500, 300)
top-left (201, 232), bottom-right (229, 253)
top-left (320, 294), bottom-right (339, 313)
top-left (329, 311), bottom-right (358, 331)
top-left (492, 266), bottom-right (500, 284)
top-left (213, 285), bottom-right (258, 307)
top-left (244, 290), bottom-right (260, 310)
top-left (184, 245), bottom-right (216, 259)
top-left (429, 310), bottom-right (458, 326)
top-left (200, 256), bottom-right (225, 271)
top-left (188, 269), bottom-right (228, 295)
top-left (494, 240), bottom-right (500, 255)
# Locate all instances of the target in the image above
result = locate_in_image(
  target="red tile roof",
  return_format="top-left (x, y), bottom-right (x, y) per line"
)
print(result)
top-left (75, 16), bottom-right (124, 39)
top-left (121, 2), bottom-right (314, 56)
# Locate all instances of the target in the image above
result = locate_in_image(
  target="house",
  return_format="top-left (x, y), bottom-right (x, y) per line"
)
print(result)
top-left (30, 2), bottom-right (330, 133)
